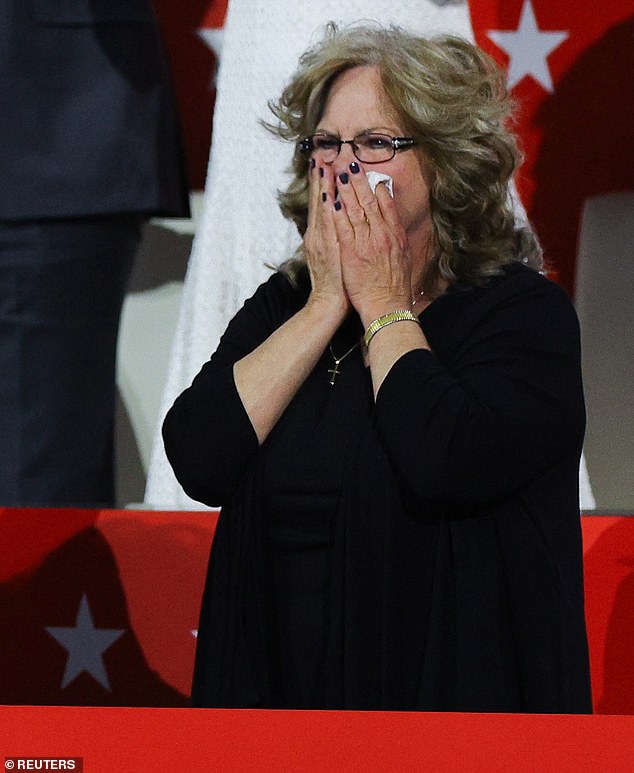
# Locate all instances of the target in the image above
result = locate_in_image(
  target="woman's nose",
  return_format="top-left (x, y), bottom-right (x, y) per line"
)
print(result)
top-left (331, 143), bottom-right (360, 177)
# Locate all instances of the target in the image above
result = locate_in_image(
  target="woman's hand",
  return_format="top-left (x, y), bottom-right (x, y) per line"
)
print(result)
top-left (303, 161), bottom-right (350, 319)
top-left (331, 163), bottom-right (413, 327)
top-left (231, 160), bottom-right (354, 445)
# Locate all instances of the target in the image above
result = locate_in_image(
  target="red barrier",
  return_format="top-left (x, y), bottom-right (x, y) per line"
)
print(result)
top-left (1, 704), bottom-right (634, 772)
top-left (0, 508), bottom-right (632, 714)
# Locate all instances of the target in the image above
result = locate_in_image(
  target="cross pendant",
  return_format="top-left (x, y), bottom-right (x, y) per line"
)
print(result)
top-left (328, 361), bottom-right (341, 385)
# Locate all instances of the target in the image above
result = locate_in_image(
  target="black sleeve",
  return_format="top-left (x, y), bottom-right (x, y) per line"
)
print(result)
top-left (374, 272), bottom-right (585, 506)
top-left (162, 271), bottom-right (302, 506)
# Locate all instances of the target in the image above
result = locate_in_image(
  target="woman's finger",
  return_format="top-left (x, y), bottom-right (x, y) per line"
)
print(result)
top-left (348, 169), bottom-right (383, 228)
top-left (335, 165), bottom-right (371, 234)
top-left (374, 181), bottom-right (401, 231)
top-left (316, 165), bottom-right (339, 241)
top-left (331, 184), bottom-right (356, 248)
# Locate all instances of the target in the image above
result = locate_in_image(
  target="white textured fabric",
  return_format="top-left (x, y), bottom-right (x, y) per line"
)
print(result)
top-left (144, 0), bottom-right (595, 510)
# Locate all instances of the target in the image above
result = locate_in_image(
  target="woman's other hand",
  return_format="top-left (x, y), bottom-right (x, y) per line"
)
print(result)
top-left (332, 164), bottom-right (413, 327)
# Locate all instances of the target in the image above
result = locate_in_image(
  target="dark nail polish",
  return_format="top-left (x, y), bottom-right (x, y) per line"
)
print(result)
top-left (334, 201), bottom-right (342, 211)
top-left (319, 167), bottom-right (324, 178)
top-left (349, 162), bottom-right (360, 174)
top-left (310, 158), bottom-right (315, 169)
top-left (339, 172), bottom-right (349, 184)
top-left (322, 192), bottom-right (327, 202)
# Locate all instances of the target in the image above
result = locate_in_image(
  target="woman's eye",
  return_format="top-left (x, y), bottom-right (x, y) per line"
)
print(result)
top-left (363, 135), bottom-right (390, 149)
top-left (315, 137), bottom-right (340, 150)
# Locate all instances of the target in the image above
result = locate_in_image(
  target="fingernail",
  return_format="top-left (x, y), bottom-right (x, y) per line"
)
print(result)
top-left (334, 200), bottom-right (342, 211)
top-left (339, 172), bottom-right (349, 184)
top-left (322, 192), bottom-right (327, 202)
top-left (310, 158), bottom-right (315, 169)
top-left (349, 162), bottom-right (360, 174)
top-left (319, 167), bottom-right (324, 178)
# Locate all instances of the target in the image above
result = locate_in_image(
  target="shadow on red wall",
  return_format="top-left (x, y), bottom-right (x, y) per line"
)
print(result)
top-left (531, 15), bottom-right (634, 295)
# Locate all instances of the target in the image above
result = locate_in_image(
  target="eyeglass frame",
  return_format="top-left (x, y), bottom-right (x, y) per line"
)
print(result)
top-left (298, 132), bottom-right (417, 165)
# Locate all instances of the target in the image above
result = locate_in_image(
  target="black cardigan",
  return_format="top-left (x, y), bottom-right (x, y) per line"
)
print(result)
top-left (163, 262), bottom-right (592, 712)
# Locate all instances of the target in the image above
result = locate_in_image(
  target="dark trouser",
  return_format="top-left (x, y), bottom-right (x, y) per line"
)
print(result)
top-left (0, 215), bottom-right (141, 507)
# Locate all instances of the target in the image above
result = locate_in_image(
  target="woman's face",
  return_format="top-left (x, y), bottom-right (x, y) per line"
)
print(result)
top-left (315, 65), bottom-right (436, 267)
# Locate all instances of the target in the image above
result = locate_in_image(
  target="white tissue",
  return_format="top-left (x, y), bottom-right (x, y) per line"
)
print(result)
top-left (366, 171), bottom-right (394, 197)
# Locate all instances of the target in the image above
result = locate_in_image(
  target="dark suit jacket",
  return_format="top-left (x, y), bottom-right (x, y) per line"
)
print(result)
top-left (0, 0), bottom-right (189, 219)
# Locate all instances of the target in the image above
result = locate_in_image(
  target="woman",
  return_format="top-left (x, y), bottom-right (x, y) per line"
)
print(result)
top-left (163, 24), bottom-right (592, 712)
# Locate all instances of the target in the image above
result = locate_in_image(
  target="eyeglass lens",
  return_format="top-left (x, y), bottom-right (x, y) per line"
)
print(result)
top-left (311, 134), bottom-right (395, 163)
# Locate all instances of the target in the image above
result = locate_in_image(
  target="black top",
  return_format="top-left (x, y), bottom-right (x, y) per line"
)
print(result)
top-left (163, 262), bottom-right (592, 712)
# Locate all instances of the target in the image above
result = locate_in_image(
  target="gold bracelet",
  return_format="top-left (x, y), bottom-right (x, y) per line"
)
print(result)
top-left (363, 309), bottom-right (419, 348)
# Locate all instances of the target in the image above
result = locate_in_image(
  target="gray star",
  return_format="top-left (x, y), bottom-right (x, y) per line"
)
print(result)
top-left (46, 594), bottom-right (125, 690)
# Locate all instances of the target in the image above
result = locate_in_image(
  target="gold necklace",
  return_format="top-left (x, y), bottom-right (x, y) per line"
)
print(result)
top-left (412, 289), bottom-right (425, 307)
top-left (328, 339), bottom-right (361, 385)
top-left (327, 288), bottom-right (423, 385)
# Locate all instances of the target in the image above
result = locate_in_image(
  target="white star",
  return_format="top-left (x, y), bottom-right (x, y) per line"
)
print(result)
top-left (487, 0), bottom-right (568, 92)
top-left (46, 595), bottom-right (125, 691)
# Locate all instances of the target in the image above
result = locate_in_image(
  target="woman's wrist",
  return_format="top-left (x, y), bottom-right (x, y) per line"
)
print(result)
top-left (363, 309), bottom-right (420, 348)
top-left (356, 297), bottom-right (414, 330)
top-left (305, 289), bottom-right (349, 326)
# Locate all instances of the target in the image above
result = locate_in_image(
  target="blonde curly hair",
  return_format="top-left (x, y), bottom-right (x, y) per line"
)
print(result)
top-left (265, 22), bottom-right (542, 286)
